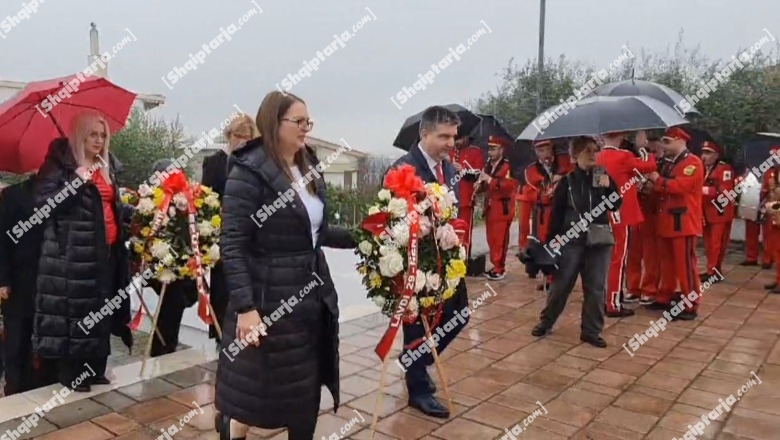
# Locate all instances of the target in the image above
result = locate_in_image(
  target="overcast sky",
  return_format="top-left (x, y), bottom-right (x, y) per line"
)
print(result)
top-left (1, 0), bottom-right (777, 157)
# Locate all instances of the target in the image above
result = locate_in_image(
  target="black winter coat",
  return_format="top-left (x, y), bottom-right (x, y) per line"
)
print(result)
top-left (215, 138), bottom-right (355, 429)
top-left (32, 138), bottom-right (131, 359)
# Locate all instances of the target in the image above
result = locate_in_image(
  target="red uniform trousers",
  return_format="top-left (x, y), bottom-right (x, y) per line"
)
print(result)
top-left (703, 222), bottom-right (731, 275)
top-left (518, 200), bottom-right (533, 249)
top-left (605, 215), bottom-right (629, 313)
top-left (657, 236), bottom-right (701, 311)
top-left (744, 220), bottom-right (762, 263)
top-left (626, 221), bottom-right (661, 299)
top-left (458, 204), bottom-right (475, 252)
top-left (626, 224), bottom-right (642, 294)
top-left (486, 219), bottom-right (512, 273)
top-left (764, 218), bottom-right (779, 265)
top-left (771, 225), bottom-right (780, 284)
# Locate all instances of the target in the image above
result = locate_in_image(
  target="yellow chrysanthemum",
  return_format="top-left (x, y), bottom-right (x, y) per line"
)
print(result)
top-left (194, 198), bottom-right (203, 208)
top-left (442, 207), bottom-right (452, 219)
top-left (140, 227), bottom-right (151, 237)
top-left (202, 255), bottom-right (212, 265)
top-left (368, 271), bottom-right (382, 289)
top-left (358, 265), bottom-right (368, 275)
top-left (120, 194), bottom-right (131, 204)
top-left (177, 266), bottom-right (192, 277)
top-left (201, 186), bottom-right (212, 195)
top-left (210, 215), bottom-right (221, 228)
top-left (446, 259), bottom-right (467, 280)
top-left (132, 242), bottom-right (144, 254)
top-left (442, 287), bottom-right (455, 300)
top-left (152, 188), bottom-right (164, 206)
top-left (420, 296), bottom-right (435, 308)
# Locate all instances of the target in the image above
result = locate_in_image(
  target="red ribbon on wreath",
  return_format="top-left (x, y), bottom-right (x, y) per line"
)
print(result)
top-left (129, 170), bottom-right (214, 329)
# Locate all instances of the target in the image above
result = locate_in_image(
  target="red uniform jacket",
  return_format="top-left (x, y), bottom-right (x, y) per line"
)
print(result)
top-left (653, 150), bottom-right (704, 238)
top-left (524, 154), bottom-right (573, 206)
top-left (760, 167), bottom-right (780, 203)
top-left (448, 145), bottom-right (484, 208)
top-left (638, 158), bottom-right (666, 218)
top-left (596, 146), bottom-right (657, 226)
top-left (482, 157), bottom-right (518, 221)
top-left (702, 161), bottom-right (735, 224)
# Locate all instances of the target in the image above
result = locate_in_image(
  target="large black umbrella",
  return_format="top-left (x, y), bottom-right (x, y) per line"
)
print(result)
top-left (517, 96), bottom-right (689, 142)
top-left (590, 79), bottom-right (701, 116)
top-left (469, 114), bottom-right (515, 149)
top-left (393, 104), bottom-right (481, 150)
top-left (735, 133), bottom-right (780, 176)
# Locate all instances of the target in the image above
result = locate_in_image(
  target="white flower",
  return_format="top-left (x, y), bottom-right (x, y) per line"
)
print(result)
top-left (387, 198), bottom-right (407, 218)
top-left (204, 194), bottom-right (220, 209)
top-left (445, 189), bottom-right (458, 205)
top-left (378, 250), bottom-right (405, 277)
top-left (334, 212), bottom-right (341, 220)
top-left (408, 296), bottom-right (419, 314)
top-left (157, 268), bottom-right (177, 284)
top-left (419, 216), bottom-right (432, 237)
top-left (379, 245), bottom-right (394, 256)
top-left (436, 224), bottom-right (459, 250)
top-left (372, 296), bottom-right (386, 308)
top-left (358, 240), bottom-right (373, 255)
top-left (173, 193), bottom-right (188, 211)
top-left (447, 277), bottom-right (459, 289)
top-left (150, 241), bottom-right (171, 259)
top-left (394, 223), bottom-right (410, 247)
top-left (198, 221), bottom-right (214, 237)
top-left (137, 198), bottom-right (155, 215)
top-left (459, 245), bottom-right (467, 261)
top-left (168, 206), bottom-right (177, 217)
top-left (138, 184), bottom-right (153, 197)
top-left (207, 244), bottom-right (220, 262)
top-left (378, 189), bottom-right (392, 201)
top-left (368, 205), bottom-right (381, 215)
top-left (425, 272), bottom-right (441, 291)
top-left (414, 269), bottom-right (426, 293)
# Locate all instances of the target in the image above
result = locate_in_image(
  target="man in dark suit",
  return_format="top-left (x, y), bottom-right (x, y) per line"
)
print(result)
top-left (390, 106), bottom-right (470, 418)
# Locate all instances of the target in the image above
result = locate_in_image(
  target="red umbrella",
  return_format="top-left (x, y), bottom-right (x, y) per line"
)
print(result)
top-left (0, 74), bottom-right (137, 173)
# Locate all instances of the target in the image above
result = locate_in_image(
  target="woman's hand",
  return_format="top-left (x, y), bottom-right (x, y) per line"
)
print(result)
top-left (237, 309), bottom-right (266, 346)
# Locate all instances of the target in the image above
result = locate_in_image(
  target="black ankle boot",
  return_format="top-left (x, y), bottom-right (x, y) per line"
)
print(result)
top-left (219, 414), bottom-right (246, 440)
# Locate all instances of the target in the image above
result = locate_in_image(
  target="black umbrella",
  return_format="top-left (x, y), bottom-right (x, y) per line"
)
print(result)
top-left (735, 133), bottom-right (780, 176)
top-left (469, 114), bottom-right (516, 149)
top-left (517, 96), bottom-right (689, 142)
top-left (392, 104), bottom-right (481, 150)
top-left (590, 79), bottom-right (701, 116)
top-left (508, 139), bottom-right (570, 184)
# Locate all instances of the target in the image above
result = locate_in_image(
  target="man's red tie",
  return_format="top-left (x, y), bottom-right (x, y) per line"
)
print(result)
top-left (435, 162), bottom-right (445, 185)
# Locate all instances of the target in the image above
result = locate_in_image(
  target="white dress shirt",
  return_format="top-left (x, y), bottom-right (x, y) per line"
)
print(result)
top-left (418, 142), bottom-right (442, 181)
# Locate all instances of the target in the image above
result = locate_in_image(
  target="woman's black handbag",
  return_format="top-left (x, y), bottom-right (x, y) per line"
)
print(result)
top-left (568, 180), bottom-right (615, 247)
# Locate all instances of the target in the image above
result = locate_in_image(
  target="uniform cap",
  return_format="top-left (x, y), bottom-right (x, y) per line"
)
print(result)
top-left (702, 141), bottom-right (721, 155)
top-left (488, 135), bottom-right (511, 149)
top-left (533, 140), bottom-right (552, 148)
top-left (663, 127), bottom-right (691, 142)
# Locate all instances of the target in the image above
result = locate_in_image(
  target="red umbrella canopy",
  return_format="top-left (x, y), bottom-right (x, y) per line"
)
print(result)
top-left (0, 74), bottom-right (136, 173)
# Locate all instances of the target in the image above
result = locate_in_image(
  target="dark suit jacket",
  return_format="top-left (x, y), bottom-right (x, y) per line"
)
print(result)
top-left (389, 144), bottom-right (461, 208)
top-left (202, 150), bottom-right (230, 197)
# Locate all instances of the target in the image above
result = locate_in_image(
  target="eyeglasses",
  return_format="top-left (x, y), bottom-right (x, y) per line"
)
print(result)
top-left (281, 117), bottom-right (314, 130)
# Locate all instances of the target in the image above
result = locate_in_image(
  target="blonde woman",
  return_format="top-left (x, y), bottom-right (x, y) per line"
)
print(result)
top-left (33, 112), bottom-right (132, 392)
top-left (202, 113), bottom-right (259, 346)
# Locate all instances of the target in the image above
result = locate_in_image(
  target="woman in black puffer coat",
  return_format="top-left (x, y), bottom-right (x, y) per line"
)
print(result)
top-left (33, 113), bottom-right (132, 392)
top-left (214, 91), bottom-right (355, 440)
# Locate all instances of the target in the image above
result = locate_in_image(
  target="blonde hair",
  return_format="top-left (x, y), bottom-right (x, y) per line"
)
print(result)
top-left (68, 112), bottom-right (111, 183)
top-left (223, 113), bottom-right (259, 140)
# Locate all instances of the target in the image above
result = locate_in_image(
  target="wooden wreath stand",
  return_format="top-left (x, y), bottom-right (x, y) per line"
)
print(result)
top-left (139, 282), bottom-right (222, 377)
top-left (369, 313), bottom-right (453, 440)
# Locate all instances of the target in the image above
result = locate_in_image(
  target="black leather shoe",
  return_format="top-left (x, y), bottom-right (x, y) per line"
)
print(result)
top-left (740, 260), bottom-right (758, 266)
top-left (91, 376), bottom-right (111, 385)
top-left (762, 263), bottom-right (773, 269)
top-left (772, 287), bottom-right (780, 295)
top-left (646, 301), bottom-right (670, 310)
top-left (72, 382), bottom-right (91, 393)
top-left (408, 395), bottom-right (450, 418)
top-left (218, 414), bottom-right (246, 440)
top-left (605, 309), bottom-right (635, 318)
top-left (671, 311), bottom-right (697, 321)
top-left (765, 283), bottom-right (777, 290)
top-left (580, 334), bottom-right (607, 348)
top-left (531, 323), bottom-right (549, 337)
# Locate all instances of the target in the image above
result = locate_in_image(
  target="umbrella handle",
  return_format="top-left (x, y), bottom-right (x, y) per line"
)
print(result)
top-left (49, 113), bottom-right (66, 137)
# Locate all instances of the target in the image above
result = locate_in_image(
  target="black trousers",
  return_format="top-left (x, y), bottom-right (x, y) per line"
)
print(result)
top-left (58, 357), bottom-right (107, 387)
top-left (400, 280), bottom-right (469, 397)
top-left (150, 280), bottom-right (197, 357)
top-left (540, 240), bottom-right (612, 337)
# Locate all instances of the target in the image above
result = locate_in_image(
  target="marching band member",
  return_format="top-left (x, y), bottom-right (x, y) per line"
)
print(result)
top-left (627, 136), bottom-right (664, 305)
top-left (762, 147), bottom-right (780, 291)
top-left (517, 179), bottom-right (534, 250)
top-left (448, 135), bottom-right (484, 252)
top-left (739, 169), bottom-right (764, 266)
top-left (646, 127), bottom-right (704, 320)
top-left (478, 136), bottom-right (518, 280)
top-left (524, 140), bottom-right (572, 289)
top-left (700, 142), bottom-right (734, 282)
top-left (596, 131), bottom-right (657, 317)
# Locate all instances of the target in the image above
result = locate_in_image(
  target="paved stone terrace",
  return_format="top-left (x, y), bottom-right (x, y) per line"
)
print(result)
top-left (2, 251), bottom-right (780, 439)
